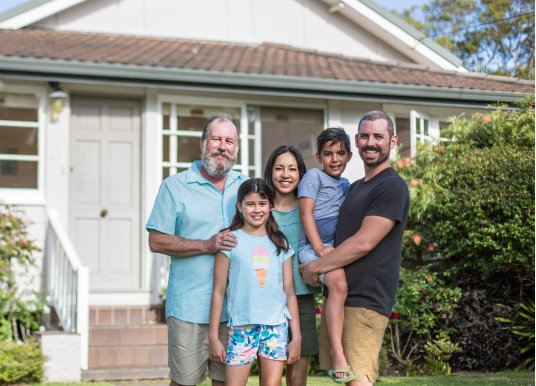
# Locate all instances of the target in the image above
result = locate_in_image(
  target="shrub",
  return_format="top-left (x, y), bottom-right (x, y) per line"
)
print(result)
top-left (386, 267), bottom-right (461, 374)
top-left (450, 289), bottom-right (520, 371)
top-left (393, 96), bottom-right (534, 371)
top-left (0, 207), bottom-right (44, 342)
top-left (0, 339), bottom-right (45, 383)
top-left (497, 299), bottom-right (535, 370)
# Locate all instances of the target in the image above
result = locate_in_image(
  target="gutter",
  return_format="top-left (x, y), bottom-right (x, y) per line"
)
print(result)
top-left (0, 57), bottom-right (529, 104)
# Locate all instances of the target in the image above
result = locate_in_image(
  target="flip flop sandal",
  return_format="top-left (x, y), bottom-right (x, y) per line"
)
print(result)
top-left (327, 366), bottom-right (357, 383)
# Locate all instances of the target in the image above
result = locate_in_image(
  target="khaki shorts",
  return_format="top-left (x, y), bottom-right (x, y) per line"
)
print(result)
top-left (319, 307), bottom-right (389, 384)
top-left (167, 317), bottom-right (229, 385)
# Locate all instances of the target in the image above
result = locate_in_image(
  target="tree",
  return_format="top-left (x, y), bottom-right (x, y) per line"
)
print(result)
top-left (401, 0), bottom-right (535, 79)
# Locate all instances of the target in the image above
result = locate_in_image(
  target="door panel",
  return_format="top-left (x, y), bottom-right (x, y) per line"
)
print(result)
top-left (70, 97), bottom-right (141, 291)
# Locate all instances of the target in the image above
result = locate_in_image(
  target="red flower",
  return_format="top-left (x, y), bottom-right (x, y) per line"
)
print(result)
top-left (390, 312), bottom-right (399, 319)
top-left (315, 307), bottom-right (323, 315)
top-left (412, 234), bottom-right (421, 246)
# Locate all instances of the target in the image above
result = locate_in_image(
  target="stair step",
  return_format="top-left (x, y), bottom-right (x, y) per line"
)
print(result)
top-left (89, 306), bottom-right (164, 326)
top-left (82, 366), bottom-right (169, 381)
top-left (88, 345), bottom-right (168, 368)
top-left (89, 324), bottom-right (167, 347)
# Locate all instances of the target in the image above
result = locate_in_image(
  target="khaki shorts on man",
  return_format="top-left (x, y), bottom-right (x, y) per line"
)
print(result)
top-left (168, 317), bottom-right (229, 385)
top-left (319, 307), bottom-right (389, 384)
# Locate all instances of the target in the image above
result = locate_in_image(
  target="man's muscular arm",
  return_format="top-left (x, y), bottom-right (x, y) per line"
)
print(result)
top-left (148, 229), bottom-right (237, 257)
top-left (300, 215), bottom-right (395, 286)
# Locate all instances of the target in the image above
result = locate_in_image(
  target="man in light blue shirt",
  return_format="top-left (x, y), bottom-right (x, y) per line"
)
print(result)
top-left (147, 113), bottom-right (247, 386)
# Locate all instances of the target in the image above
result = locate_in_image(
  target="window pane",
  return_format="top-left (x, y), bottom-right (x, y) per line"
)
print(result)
top-left (163, 135), bottom-right (170, 162)
top-left (0, 160), bottom-right (37, 188)
top-left (177, 136), bottom-right (199, 163)
top-left (162, 167), bottom-right (170, 179)
top-left (0, 126), bottom-right (38, 156)
top-left (0, 93), bottom-right (38, 121)
top-left (395, 118), bottom-right (411, 158)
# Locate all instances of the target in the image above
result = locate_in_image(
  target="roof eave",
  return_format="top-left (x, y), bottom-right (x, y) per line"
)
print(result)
top-left (0, 0), bottom-right (87, 28)
top-left (320, 0), bottom-right (466, 72)
top-left (0, 57), bottom-right (527, 104)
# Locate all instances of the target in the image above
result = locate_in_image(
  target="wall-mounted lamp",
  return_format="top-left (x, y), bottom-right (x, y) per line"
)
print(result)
top-left (49, 81), bottom-right (67, 122)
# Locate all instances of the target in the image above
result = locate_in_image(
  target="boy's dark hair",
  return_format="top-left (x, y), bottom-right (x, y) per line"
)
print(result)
top-left (226, 178), bottom-right (289, 254)
top-left (263, 146), bottom-right (307, 197)
top-left (316, 127), bottom-right (351, 154)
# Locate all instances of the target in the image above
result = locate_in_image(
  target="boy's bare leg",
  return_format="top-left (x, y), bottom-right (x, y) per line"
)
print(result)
top-left (323, 267), bottom-right (351, 379)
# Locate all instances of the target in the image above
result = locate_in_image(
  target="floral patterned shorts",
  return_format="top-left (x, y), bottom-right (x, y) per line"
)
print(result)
top-left (226, 322), bottom-right (288, 365)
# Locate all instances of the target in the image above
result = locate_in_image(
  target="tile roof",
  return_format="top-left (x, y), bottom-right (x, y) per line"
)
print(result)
top-left (0, 28), bottom-right (533, 94)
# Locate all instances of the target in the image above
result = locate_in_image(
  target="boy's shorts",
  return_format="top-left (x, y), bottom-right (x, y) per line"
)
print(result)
top-left (226, 322), bottom-right (288, 365)
top-left (298, 242), bottom-right (334, 283)
top-left (167, 317), bottom-right (228, 385)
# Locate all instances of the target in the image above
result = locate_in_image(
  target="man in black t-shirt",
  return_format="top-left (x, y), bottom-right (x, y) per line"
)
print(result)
top-left (301, 110), bottom-right (410, 386)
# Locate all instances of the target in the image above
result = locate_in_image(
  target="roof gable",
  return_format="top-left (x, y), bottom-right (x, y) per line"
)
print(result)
top-left (0, 0), bottom-right (465, 72)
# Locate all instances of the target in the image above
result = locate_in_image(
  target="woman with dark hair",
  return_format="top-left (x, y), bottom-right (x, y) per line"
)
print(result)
top-left (264, 146), bottom-right (320, 386)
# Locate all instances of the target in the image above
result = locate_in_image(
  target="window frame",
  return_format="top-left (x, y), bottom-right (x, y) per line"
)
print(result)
top-left (157, 95), bottom-right (255, 180)
top-left (0, 86), bottom-right (46, 205)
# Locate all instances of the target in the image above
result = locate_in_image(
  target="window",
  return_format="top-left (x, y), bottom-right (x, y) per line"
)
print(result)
top-left (0, 93), bottom-right (41, 190)
top-left (160, 103), bottom-right (255, 178)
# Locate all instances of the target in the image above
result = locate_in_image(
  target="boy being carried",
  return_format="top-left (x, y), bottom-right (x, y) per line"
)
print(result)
top-left (298, 127), bottom-right (354, 383)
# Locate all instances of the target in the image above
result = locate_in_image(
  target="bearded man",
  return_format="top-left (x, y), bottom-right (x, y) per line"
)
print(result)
top-left (147, 113), bottom-right (247, 386)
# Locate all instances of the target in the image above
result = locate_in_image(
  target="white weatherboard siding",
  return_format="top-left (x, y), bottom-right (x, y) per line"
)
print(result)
top-left (35, 0), bottom-right (413, 65)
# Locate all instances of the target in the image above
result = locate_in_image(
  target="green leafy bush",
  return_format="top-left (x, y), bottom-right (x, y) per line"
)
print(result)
top-left (497, 299), bottom-right (535, 370)
top-left (0, 207), bottom-right (44, 342)
top-left (386, 267), bottom-right (461, 374)
top-left (0, 208), bottom-right (46, 384)
top-left (0, 339), bottom-right (45, 383)
top-left (393, 96), bottom-right (534, 372)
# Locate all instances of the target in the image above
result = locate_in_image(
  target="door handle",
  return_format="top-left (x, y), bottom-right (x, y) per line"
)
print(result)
top-left (100, 209), bottom-right (108, 218)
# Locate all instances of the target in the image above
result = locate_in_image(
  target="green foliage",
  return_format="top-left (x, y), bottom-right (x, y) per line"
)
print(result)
top-left (422, 339), bottom-right (462, 375)
top-left (395, 97), bottom-right (535, 295)
top-left (0, 207), bottom-right (45, 342)
top-left (497, 300), bottom-right (535, 370)
top-left (401, 0), bottom-right (535, 79)
top-left (392, 97), bottom-right (534, 372)
top-left (387, 267), bottom-right (461, 374)
top-left (0, 339), bottom-right (45, 383)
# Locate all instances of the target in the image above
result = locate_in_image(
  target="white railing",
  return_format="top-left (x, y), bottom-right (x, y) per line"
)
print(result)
top-left (44, 209), bottom-right (89, 370)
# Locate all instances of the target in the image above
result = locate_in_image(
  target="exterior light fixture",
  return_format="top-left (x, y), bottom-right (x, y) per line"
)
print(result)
top-left (49, 81), bottom-right (67, 122)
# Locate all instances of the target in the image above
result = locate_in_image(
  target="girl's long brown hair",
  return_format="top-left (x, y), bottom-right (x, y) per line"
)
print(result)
top-left (226, 178), bottom-right (289, 255)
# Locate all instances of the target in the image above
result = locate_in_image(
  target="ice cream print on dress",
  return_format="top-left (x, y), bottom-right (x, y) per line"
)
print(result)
top-left (252, 246), bottom-right (270, 288)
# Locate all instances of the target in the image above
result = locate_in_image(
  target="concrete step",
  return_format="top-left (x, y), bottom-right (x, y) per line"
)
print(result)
top-left (89, 323), bottom-right (167, 347)
top-left (82, 366), bottom-right (169, 381)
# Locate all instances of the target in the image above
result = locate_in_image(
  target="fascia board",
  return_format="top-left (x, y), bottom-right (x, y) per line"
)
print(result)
top-left (0, 57), bottom-right (527, 103)
top-left (0, 0), bottom-right (87, 29)
top-left (325, 0), bottom-right (466, 72)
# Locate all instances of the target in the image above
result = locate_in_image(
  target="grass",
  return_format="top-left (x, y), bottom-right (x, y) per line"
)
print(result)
top-left (24, 371), bottom-right (535, 386)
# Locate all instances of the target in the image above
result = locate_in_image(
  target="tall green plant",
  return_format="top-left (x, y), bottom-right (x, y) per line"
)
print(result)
top-left (0, 208), bottom-right (44, 342)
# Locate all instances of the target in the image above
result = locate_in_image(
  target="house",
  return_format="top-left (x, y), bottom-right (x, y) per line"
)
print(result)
top-left (0, 0), bottom-right (532, 381)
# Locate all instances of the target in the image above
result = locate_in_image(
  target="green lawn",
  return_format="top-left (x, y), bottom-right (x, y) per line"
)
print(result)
top-left (27, 371), bottom-right (535, 386)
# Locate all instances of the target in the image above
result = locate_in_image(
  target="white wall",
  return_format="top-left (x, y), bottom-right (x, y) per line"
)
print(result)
top-left (36, 0), bottom-right (412, 64)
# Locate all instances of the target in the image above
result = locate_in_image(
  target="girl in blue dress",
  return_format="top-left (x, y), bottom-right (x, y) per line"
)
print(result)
top-left (209, 178), bottom-right (301, 386)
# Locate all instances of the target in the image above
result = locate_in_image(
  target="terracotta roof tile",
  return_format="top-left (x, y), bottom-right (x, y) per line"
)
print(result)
top-left (0, 28), bottom-right (533, 93)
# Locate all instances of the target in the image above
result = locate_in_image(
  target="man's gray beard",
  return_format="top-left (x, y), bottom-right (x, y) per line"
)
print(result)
top-left (201, 146), bottom-right (236, 177)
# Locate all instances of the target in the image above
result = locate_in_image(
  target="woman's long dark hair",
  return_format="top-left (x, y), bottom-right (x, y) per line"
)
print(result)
top-left (263, 146), bottom-right (307, 197)
top-left (226, 178), bottom-right (289, 255)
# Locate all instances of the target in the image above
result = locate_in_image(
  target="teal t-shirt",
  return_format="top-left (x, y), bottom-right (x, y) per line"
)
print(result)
top-left (222, 229), bottom-right (294, 326)
top-left (146, 160), bottom-right (247, 324)
top-left (272, 204), bottom-right (320, 296)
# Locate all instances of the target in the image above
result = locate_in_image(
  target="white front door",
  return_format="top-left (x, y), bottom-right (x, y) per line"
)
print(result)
top-left (70, 97), bottom-right (141, 291)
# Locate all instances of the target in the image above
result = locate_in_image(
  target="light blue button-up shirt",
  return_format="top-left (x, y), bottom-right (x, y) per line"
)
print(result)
top-left (146, 160), bottom-right (247, 323)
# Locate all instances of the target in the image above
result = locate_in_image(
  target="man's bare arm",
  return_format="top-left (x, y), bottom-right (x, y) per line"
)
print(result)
top-left (148, 229), bottom-right (237, 257)
top-left (300, 215), bottom-right (395, 285)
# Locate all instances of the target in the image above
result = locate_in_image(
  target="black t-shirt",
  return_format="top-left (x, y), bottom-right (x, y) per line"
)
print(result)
top-left (335, 167), bottom-right (410, 316)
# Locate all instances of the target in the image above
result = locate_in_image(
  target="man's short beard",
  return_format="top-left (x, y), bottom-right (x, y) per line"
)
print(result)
top-left (201, 142), bottom-right (237, 177)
